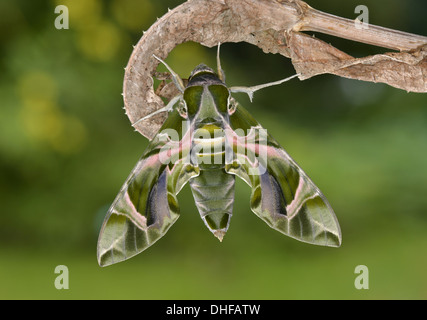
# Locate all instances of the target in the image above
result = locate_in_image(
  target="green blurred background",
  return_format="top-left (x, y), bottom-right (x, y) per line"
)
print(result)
top-left (0, 0), bottom-right (426, 299)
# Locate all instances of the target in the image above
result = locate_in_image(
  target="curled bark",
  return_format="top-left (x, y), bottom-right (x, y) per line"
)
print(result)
top-left (123, 0), bottom-right (427, 139)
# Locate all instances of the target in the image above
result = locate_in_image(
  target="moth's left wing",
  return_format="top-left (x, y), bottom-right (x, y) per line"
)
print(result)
top-left (97, 110), bottom-right (198, 267)
top-left (225, 103), bottom-right (341, 247)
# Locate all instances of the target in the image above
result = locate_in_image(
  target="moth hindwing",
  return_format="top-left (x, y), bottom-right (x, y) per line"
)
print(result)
top-left (97, 56), bottom-right (341, 267)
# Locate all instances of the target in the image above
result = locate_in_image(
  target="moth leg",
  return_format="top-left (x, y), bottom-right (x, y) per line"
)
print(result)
top-left (230, 74), bottom-right (300, 102)
top-left (132, 95), bottom-right (182, 127)
top-left (153, 55), bottom-right (185, 93)
top-left (216, 42), bottom-right (226, 83)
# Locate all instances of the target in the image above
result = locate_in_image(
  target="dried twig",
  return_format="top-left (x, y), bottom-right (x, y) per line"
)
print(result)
top-left (123, 0), bottom-right (427, 139)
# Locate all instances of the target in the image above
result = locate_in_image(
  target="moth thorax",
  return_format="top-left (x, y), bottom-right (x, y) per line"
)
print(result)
top-left (191, 125), bottom-right (227, 169)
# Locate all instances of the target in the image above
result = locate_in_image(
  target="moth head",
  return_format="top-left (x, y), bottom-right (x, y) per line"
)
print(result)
top-left (189, 63), bottom-right (214, 75)
top-left (183, 64), bottom-right (234, 122)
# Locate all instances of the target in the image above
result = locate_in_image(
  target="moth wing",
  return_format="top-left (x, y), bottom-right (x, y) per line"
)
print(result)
top-left (97, 110), bottom-right (197, 266)
top-left (225, 103), bottom-right (341, 247)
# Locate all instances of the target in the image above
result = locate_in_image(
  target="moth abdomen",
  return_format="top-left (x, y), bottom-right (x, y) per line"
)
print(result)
top-left (189, 168), bottom-right (235, 241)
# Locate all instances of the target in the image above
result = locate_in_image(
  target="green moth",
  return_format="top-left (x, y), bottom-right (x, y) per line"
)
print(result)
top-left (97, 47), bottom-right (341, 267)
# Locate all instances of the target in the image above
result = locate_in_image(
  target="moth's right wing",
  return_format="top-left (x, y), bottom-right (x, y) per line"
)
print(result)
top-left (225, 103), bottom-right (341, 247)
top-left (97, 110), bottom-right (198, 267)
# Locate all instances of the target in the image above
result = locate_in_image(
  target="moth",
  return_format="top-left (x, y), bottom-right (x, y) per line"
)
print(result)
top-left (97, 47), bottom-right (341, 267)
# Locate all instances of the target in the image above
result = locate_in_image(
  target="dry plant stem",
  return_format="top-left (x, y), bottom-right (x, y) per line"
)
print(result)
top-left (123, 0), bottom-right (427, 139)
top-left (301, 6), bottom-right (427, 51)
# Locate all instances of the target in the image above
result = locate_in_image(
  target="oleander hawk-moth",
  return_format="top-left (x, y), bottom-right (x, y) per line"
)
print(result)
top-left (97, 48), bottom-right (341, 267)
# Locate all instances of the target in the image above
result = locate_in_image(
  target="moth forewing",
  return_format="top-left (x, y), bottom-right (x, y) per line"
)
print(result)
top-left (244, 126), bottom-right (269, 176)
top-left (157, 129), bottom-right (184, 166)
top-left (226, 104), bottom-right (341, 247)
top-left (97, 110), bottom-right (195, 267)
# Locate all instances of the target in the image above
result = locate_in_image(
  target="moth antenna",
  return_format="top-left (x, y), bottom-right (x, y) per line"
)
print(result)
top-left (216, 42), bottom-right (226, 82)
top-left (230, 73), bottom-right (300, 102)
top-left (132, 95), bottom-right (182, 127)
top-left (153, 55), bottom-right (185, 93)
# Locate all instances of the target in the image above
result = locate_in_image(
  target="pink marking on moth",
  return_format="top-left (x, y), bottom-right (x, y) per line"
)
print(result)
top-left (224, 126), bottom-right (271, 175)
top-left (286, 176), bottom-right (318, 219)
top-left (158, 129), bottom-right (192, 165)
top-left (123, 191), bottom-right (148, 230)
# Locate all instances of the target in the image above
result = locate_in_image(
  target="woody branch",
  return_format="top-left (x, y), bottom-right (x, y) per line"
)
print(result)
top-left (123, 0), bottom-right (427, 139)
